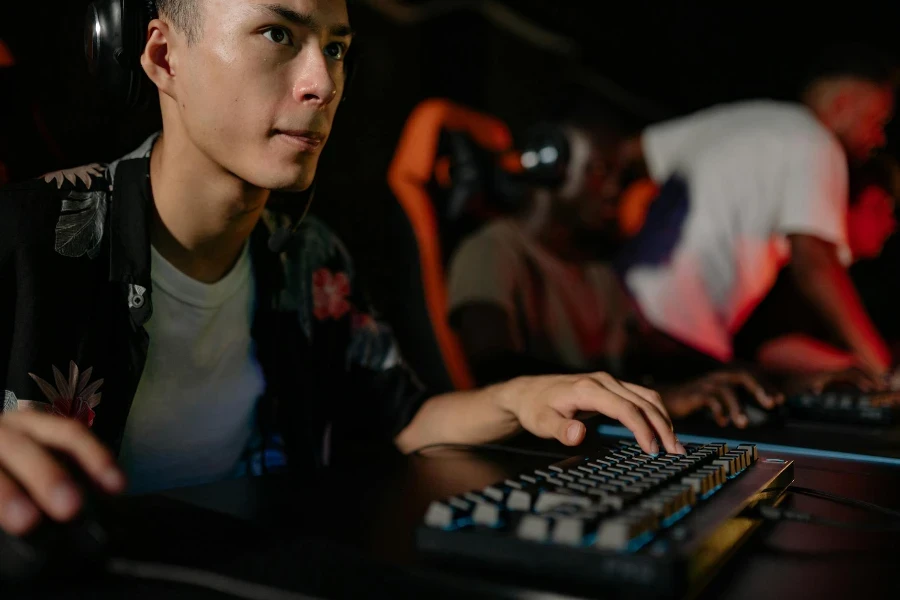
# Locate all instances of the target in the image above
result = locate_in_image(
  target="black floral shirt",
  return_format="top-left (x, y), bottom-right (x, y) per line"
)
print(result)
top-left (0, 136), bottom-right (428, 475)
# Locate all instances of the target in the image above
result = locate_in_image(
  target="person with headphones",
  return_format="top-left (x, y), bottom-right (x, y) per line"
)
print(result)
top-left (447, 122), bottom-right (783, 431)
top-left (0, 0), bottom-right (683, 537)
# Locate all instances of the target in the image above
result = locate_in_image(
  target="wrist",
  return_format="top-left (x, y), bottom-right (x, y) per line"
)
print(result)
top-left (490, 376), bottom-right (532, 418)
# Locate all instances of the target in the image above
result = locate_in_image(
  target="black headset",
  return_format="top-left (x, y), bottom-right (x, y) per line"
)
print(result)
top-left (517, 123), bottom-right (571, 189)
top-left (84, 0), bottom-right (158, 110)
top-left (84, 0), bottom-right (357, 111)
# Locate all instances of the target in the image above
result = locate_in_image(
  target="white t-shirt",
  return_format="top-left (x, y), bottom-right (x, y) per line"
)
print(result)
top-left (623, 100), bottom-right (849, 361)
top-left (118, 243), bottom-right (265, 494)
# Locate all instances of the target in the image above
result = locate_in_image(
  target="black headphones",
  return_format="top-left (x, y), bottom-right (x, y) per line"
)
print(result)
top-left (517, 123), bottom-right (571, 189)
top-left (84, 0), bottom-right (158, 110)
top-left (84, 0), bottom-right (357, 110)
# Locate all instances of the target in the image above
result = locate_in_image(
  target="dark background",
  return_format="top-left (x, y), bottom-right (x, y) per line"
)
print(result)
top-left (2, 0), bottom-right (900, 342)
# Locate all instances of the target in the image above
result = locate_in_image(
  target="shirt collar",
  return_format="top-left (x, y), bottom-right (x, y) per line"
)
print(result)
top-left (108, 156), bottom-right (153, 289)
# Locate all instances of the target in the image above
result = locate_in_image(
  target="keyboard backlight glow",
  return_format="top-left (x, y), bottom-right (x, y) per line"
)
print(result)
top-left (701, 483), bottom-right (724, 501)
top-left (661, 505), bottom-right (692, 528)
top-left (626, 531), bottom-right (655, 552)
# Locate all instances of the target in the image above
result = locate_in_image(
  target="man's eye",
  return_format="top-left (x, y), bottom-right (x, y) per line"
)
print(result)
top-left (325, 42), bottom-right (346, 60)
top-left (263, 27), bottom-right (292, 46)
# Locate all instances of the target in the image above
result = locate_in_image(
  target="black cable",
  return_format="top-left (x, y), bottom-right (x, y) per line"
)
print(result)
top-left (411, 442), bottom-right (569, 460)
top-left (755, 505), bottom-right (900, 532)
top-left (107, 558), bottom-right (322, 600)
top-left (788, 486), bottom-right (900, 521)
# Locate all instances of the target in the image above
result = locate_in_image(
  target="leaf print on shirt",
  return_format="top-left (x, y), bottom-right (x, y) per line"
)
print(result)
top-left (55, 189), bottom-right (109, 258)
top-left (43, 163), bottom-right (105, 190)
top-left (27, 361), bottom-right (103, 427)
top-left (2, 390), bottom-right (17, 413)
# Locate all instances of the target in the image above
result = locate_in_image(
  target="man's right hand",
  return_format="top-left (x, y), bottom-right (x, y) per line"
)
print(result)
top-left (0, 411), bottom-right (125, 536)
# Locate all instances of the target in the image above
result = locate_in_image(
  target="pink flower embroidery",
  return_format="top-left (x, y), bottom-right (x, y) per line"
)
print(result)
top-left (312, 268), bottom-right (351, 320)
top-left (28, 361), bottom-right (103, 427)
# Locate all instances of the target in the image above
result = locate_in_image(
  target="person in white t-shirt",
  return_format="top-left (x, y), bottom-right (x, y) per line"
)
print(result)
top-left (616, 45), bottom-right (895, 380)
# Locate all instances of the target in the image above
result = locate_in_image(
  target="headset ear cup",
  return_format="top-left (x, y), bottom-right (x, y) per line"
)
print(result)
top-left (519, 124), bottom-right (571, 189)
top-left (84, 0), bottom-right (156, 110)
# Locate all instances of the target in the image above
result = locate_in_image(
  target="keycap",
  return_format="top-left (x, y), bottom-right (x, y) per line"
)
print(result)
top-left (737, 444), bottom-right (758, 462)
top-left (517, 514), bottom-right (551, 542)
top-left (552, 516), bottom-right (588, 545)
top-left (520, 474), bottom-right (540, 484)
top-left (507, 489), bottom-right (535, 511)
top-left (712, 458), bottom-right (733, 476)
top-left (463, 491), bottom-right (493, 505)
top-left (424, 501), bottom-right (456, 528)
top-left (534, 490), bottom-right (592, 513)
top-left (709, 443), bottom-right (729, 456)
top-left (504, 479), bottom-right (525, 490)
top-left (640, 495), bottom-right (670, 519)
top-left (483, 486), bottom-right (507, 502)
top-left (448, 497), bottom-right (472, 511)
top-left (681, 475), bottom-right (707, 495)
top-left (473, 503), bottom-right (502, 527)
top-left (595, 510), bottom-right (658, 550)
top-left (600, 495), bottom-right (626, 511)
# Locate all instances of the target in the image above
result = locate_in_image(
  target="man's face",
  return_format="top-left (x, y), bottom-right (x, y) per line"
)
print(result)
top-left (556, 128), bottom-right (621, 232)
top-left (829, 81), bottom-right (894, 161)
top-left (847, 184), bottom-right (897, 259)
top-left (166, 0), bottom-right (352, 191)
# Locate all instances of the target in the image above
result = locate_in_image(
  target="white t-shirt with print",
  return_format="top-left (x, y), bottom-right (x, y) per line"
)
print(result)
top-left (623, 100), bottom-right (849, 361)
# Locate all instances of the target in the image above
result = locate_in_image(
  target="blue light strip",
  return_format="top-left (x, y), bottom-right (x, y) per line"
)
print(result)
top-left (596, 424), bottom-right (900, 466)
top-left (661, 504), bottom-right (692, 528)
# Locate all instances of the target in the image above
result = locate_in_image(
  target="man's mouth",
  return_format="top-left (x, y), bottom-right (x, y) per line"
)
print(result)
top-left (274, 130), bottom-right (326, 152)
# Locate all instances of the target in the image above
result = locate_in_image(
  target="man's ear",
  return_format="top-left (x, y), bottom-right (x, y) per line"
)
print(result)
top-left (141, 19), bottom-right (177, 101)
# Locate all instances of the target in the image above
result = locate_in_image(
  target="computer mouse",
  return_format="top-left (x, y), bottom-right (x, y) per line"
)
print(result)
top-left (741, 402), bottom-right (773, 427)
top-left (0, 455), bottom-right (114, 584)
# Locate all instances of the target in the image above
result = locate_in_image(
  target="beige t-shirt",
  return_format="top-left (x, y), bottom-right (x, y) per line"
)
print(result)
top-left (447, 219), bottom-right (632, 371)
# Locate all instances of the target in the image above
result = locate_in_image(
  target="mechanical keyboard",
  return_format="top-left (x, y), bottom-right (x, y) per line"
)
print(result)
top-left (786, 390), bottom-right (900, 426)
top-left (417, 442), bottom-right (793, 599)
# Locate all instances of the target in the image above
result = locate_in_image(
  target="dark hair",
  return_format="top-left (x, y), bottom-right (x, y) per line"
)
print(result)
top-left (849, 155), bottom-right (900, 205)
top-left (155, 0), bottom-right (355, 45)
top-left (155, 0), bottom-right (201, 44)
top-left (800, 43), bottom-right (896, 96)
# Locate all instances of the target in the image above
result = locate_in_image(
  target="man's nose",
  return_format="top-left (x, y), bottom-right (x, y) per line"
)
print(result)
top-left (291, 52), bottom-right (339, 108)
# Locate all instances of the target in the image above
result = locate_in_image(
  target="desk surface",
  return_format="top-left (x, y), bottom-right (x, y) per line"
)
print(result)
top-left (9, 432), bottom-right (900, 600)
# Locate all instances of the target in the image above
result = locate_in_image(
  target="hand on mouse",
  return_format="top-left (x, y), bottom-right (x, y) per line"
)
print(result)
top-left (661, 370), bottom-right (784, 429)
top-left (0, 410), bottom-right (126, 536)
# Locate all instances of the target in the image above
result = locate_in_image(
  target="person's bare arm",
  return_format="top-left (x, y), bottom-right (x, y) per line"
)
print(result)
top-left (756, 333), bottom-right (857, 374)
top-left (788, 234), bottom-right (891, 376)
top-left (395, 372), bottom-right (684, 457)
